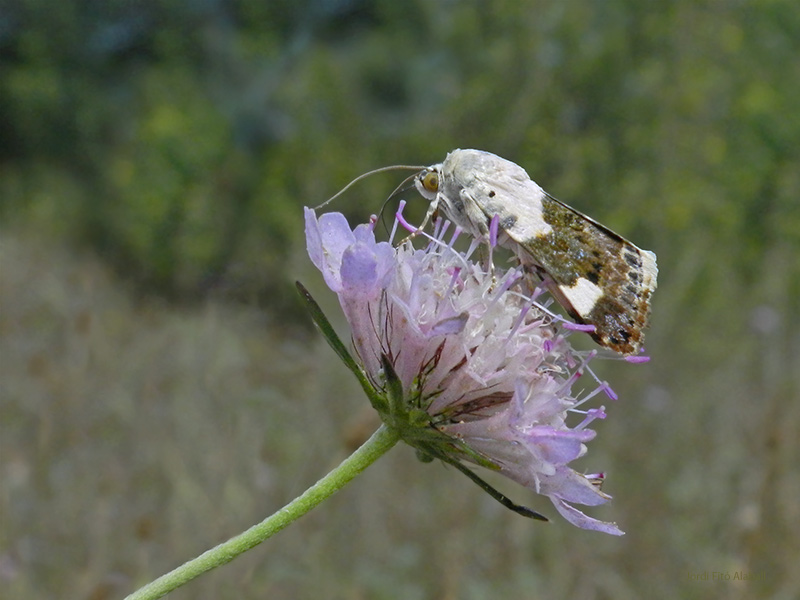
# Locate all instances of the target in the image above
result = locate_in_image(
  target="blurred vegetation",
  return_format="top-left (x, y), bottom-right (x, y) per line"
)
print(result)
top-left (2, 0), bottom-right (799, 599)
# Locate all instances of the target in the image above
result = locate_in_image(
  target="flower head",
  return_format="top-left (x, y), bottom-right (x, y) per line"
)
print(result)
top-left (303, 206), bottom-right (624, 535)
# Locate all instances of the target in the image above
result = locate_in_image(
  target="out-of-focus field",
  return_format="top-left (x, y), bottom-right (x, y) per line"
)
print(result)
top-left (2, 223), bottom-right (798, 600)
top-left (2, 1), bottom-right (800, 598)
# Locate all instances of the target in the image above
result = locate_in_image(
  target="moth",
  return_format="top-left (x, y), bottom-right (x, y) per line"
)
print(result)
top-left (413, 149), bottom-right (658, 356)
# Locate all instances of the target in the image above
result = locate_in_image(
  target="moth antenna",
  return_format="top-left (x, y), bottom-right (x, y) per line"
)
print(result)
top-left (377, 172), bottom-right (422, 233)
top-left (315, 164), bottom-right (426, 210)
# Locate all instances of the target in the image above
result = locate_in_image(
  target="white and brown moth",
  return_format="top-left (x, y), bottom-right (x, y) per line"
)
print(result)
top-left (413, 149), bottom-right (658, 356)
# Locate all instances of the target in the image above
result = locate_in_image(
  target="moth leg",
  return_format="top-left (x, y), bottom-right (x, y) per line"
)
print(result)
top-left (419, 197), bottom-right (439, 232)
top-left (397, 198), bottom-right (439, 245)
top-left (458, 188), bottom-right (492, 238)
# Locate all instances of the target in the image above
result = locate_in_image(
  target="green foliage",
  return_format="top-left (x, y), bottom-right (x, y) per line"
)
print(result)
top-left (3, 0), bottom-right (798, 302)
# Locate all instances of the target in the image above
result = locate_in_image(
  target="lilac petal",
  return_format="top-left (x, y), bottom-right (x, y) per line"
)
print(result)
top-left (371, 241), bottom-right (397, 287)
top-left (429, 313), bottom-right (469, 336)
top-left (526, 426), bottom-right (595, 464)
top-left (508, 379), bottom-right (567, 427)
top-left (340, 243), bottom-right (380, 292)
top-left (318, 212), bottom-right (357, 260)
top-left (550, 498), bottom-right (624, 536)
top-left (304, 207), bottom-right (324, 270)
top-left (541, 468), bottom-right (611, 506)
top-left (353, 222), bottom-right (378, 244)
top-left (305, 209), bottom-right (361, 292)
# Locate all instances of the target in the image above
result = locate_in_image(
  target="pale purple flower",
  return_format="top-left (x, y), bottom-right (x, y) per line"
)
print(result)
top-left (304, 206), bottom-right (624, 535)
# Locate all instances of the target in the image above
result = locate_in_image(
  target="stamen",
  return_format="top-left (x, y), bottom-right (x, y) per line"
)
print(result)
top-left (432, 216), bottom-right (442, 238)
top-left (486, 269), bottom-right (523, 315)
top-left (529, 284), bottom-right (547, 301)
top-left (575, 351), bottom-right (618, 401)
top-left (586, 473), bottom-right (606, 489)
top-left (400, 220), bottom-right (473, 275)
top-left (563, 322), bottom-right (597, 333)
top-left (558, 369), bottom-right (583, 394)
top-left (394, 202), bottom-right (418, 234)
top-left (600, 382), bottom-right (618, 401)
top-left (574, 406), bottom-right (607, 430)
top-left (529, 300), bottom-right (562, 323)
top-left (465, 237), bottom-right (481, 260)
top-left (507, 302), bottom-right (533, 340)
top-left (388, 202), bottom-right (404, 243)
top-left (624, 354), bottom-right (651, 364)
top-left (448, 225), bottom-right (463, 249)
top-left (489, 213), bottom-right (500, 248)
top-left (581, 375), bottom-right (618, 402)
top-left (573, 381), bottom-right (611, 407)
top-left (435, 218), bottom-right (451, 242)
top-left (445, 267), bottom-right (463, 299)
top-left (487, 214), bottom-right (499, 266)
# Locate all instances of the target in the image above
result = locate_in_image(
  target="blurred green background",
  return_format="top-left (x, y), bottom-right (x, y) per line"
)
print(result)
top-left (2, 1), bottom-right (799, 598)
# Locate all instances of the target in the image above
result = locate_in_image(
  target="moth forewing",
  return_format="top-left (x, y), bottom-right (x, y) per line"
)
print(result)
top-left (415, 149), bottom-right (658, 356)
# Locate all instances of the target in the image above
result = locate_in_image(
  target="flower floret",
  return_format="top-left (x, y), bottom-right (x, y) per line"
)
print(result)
top-left (304, 206), bottom-right (624, 535)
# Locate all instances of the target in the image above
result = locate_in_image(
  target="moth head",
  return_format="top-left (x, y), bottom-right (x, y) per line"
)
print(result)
top-left (414, 165), bottom-right (442, 201)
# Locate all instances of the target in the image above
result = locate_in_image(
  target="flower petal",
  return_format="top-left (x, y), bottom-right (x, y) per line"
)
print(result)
top-left (550, 497), bottom-right (624, 536)
top-left (341, 243), bottom-right (380, 291)
top-left (524, 426), bottom-right (595, 464)
top-left (304, 209), bottom-right (357, 292)
top-left (540, 468), bottom-right (612, 506)
top-left (429, 313), bottom-right (469, 336)
top-left (304, 207), bottom-right (324, 269)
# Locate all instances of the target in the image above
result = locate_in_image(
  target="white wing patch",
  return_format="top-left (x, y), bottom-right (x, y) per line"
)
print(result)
top-left (558, 278), bottom-right (605, 319)
top-left (485, 178), bottom-right (553, 242)
top-left (640, 249), bottom-right (658, 294)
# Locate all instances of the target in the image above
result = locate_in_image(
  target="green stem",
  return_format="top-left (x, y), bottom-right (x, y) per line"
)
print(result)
top-left (125, 424), bottom-right (400, 600)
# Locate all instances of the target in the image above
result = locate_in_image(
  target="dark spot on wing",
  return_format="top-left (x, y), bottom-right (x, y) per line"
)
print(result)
top-left (500, 215), bottom-right (518, 229)
top-left (488, 190), bottom-right (496, 197)
top-left (624, 251), bottom-right (641, 268)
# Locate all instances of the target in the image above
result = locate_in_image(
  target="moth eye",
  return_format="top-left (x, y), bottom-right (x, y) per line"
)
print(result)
top-left (422, 172), bottom-right (439, 193)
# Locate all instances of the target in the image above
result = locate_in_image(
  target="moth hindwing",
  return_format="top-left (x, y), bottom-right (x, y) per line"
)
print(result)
top-left (414, 149), bottom-right (658, 356)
